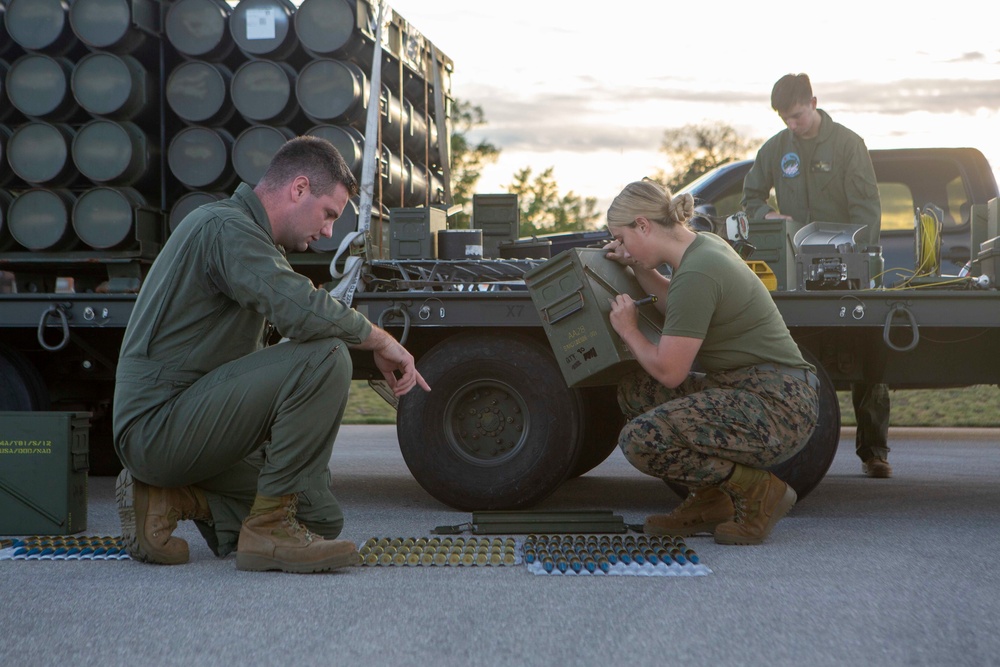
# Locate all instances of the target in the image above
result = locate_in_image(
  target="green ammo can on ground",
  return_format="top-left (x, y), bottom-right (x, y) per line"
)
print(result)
top-left (0, 412), bottom-right (91, 536)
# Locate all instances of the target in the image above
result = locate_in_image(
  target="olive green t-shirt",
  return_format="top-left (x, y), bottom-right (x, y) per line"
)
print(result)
top-left (662, 233), bottom-right (812, 373)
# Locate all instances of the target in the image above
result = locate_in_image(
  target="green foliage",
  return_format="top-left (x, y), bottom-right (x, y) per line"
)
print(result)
top-left (837, 387), bottom-right (1000, 427)
top-left (654, 122), bottom-right (761, 192)
top-left (449, 99), bottom-right (500, 227)
top-left (344, 381), bottom-right (396, 424)
top-left (505, 166), bottom-right (601, 236)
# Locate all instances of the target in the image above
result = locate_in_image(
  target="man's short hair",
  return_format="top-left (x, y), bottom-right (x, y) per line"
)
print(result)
top-left (771, 73), bottom-right (813, 113)
top-left (258, 135), bottom-right (359, 197)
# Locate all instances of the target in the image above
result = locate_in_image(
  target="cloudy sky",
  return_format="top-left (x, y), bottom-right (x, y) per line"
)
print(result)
top-left (387, 0), bottom-right (1000, 219)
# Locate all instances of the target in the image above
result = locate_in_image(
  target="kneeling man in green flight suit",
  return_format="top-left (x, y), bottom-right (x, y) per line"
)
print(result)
top-left (113, 135), bottom-right (430, 573)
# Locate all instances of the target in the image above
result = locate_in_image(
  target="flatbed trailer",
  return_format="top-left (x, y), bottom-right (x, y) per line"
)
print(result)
top-left (1, 233), bottom-right (998, 511)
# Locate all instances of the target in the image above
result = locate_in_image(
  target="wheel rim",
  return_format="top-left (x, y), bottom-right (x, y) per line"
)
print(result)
top-left (442, 379), bottom-right (529, 466)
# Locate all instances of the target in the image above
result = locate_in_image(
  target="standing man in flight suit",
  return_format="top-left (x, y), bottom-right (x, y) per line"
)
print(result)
top-left (742, 73), bottom-right (892, 479)
top-left (113, 136), bottom-right (430, 573)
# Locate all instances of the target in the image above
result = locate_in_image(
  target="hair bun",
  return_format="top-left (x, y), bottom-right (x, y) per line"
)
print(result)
top-left (669, 193), bottom-right (695, 224)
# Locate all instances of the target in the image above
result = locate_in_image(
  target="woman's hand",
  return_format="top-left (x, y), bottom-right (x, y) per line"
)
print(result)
top-left (603, 239), bottom-right (636, 266)
top-left (608, 294), bottom-right (639, 337)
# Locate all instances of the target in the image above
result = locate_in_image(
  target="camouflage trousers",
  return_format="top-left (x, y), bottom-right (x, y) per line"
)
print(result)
top-left (617, 366), bottom-right (819, 487)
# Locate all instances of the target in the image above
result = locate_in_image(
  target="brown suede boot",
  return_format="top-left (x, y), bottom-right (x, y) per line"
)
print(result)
top-left (644, 486), bottom-right (734, 536)
top-left (116, 469), bottom-right (212, 565)
top-left (235, 495), bottom-right (358, 573)
top-left (715, 464), bottom-right (797, 545)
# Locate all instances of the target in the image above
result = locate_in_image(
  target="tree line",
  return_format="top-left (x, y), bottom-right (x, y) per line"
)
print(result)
top-left (448, 99), bottom-right (760, 234)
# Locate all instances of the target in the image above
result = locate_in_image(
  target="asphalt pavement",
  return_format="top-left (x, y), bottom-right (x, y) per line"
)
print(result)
top-left (2, 425), bottom-right (999, 666)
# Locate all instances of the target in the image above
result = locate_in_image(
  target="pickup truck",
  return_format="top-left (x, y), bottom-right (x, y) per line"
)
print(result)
top-left (685, 147), bottom-right (999, 286)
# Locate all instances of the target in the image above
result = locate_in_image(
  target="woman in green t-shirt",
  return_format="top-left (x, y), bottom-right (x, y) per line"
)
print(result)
top-left (604, 178), bottom-right (819, 545)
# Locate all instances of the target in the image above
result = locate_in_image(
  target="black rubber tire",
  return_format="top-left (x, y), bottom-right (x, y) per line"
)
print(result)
top-left (0, 344), bottom-right (49, 411)
top-left (665, 349), bottom-right (841, 501)
top-left (397, 332), bottom-right (583, 511)
top-left (765, 349), bottom-right (841, 499)
top-left (568, 385), bottom-right (625, 478)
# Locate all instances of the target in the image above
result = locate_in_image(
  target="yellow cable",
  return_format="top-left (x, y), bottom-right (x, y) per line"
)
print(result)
top-left (914, 206), bottom-right (942, 277)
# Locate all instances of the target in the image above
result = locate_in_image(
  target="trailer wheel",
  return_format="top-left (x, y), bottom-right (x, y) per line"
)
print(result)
top-left (0, 344), bottom-right (49, 410)
top-left (568, 385), bottom-right (625, 478)
top-left (397, 332), bottom-right (583, 511)
top-left (666, 348), bottom-right (841, 501)
top-left (764, 349), bottom-right (841, 500)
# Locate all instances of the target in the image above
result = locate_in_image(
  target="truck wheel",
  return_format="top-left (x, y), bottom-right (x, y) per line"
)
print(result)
top-left (666, 350), bottom-right (841, 502)
top-left (0, 345), bottom-right (49, 410)
top-left (568, 385), bottom-right (625, 478)
top-left (397, 332), bottom-right (583, 511)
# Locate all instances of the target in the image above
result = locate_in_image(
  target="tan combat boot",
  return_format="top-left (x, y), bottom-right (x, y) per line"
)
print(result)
top-left (116, 469), bottom-right (212, 565)
top-left (644, 486), bottom-right (734, 536)
top-left (235, 495), bottom-right (358, 573)
top-left (714, 464), bottom-right (797, 546)
top-left (862, 458), bottom-right (893, 478)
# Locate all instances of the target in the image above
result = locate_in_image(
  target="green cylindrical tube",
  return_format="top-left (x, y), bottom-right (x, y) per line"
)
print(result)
top-left (231, 125), bottom-right (294, 186)
top-left (8, 188), bottom-right (78, 251)
top-left (166, 61), bottom-right (235, 126)
top-left (6, 54), bottom-right (85, 122)
top-left (5, 0), bottom-right (82, 56)
top-left (231, 59), bottom-right (303, 127)
top-left (167, 126), bottom-right (236, 191)
top-left (229, 0), bottom-right (304, 64)
top-left (164, 0), bottom-right (236, 62)
top-left (72, 186), bottom-right (152, 250)
top-left (7, 122), bottom-right (78, 186)
top-left (68, 0), bottom-right (154, 55)
top-left (72, 120), bottom-right (158, 187)
top-left (72, 52), bottom-right (156, 122)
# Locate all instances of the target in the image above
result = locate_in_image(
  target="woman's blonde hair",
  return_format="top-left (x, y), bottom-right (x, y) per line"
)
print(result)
top-left (606, 179), bottom-right (695, 230)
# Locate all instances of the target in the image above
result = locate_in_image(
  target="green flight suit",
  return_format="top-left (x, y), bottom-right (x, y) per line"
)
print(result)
top-left (113, 183), bottom-right (373, 557)
top-left (742, 110), bottom-right (890, 462)
top-left (742, 109), bottom-right (882, 247)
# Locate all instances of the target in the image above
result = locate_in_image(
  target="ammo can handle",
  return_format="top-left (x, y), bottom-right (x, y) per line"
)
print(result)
top-left (539, 289), bottom-right (585, 324)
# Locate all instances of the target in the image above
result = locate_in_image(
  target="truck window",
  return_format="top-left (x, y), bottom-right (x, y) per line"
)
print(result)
top-left (877, 182), bottom-right (915, 232)
top-left (945, 175), bottom-right (971, 228)
top-left (711, 191), bottom-right (744, 219)
top-left (878, 175), bottom-right (970, 232)
top-left (704, 185), bottom-right (777, 221)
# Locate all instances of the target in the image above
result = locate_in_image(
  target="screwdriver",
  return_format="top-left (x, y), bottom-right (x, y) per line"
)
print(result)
top-left (632, 295), bottom-right (657, 306)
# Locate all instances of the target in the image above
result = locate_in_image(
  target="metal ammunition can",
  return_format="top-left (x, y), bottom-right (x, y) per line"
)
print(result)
top-left (524, 247), bottom-right (661, 388)
top-left (389, 207), bottom-right (447, 260)
top-left (0, 412), bottom-right (90, 536)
